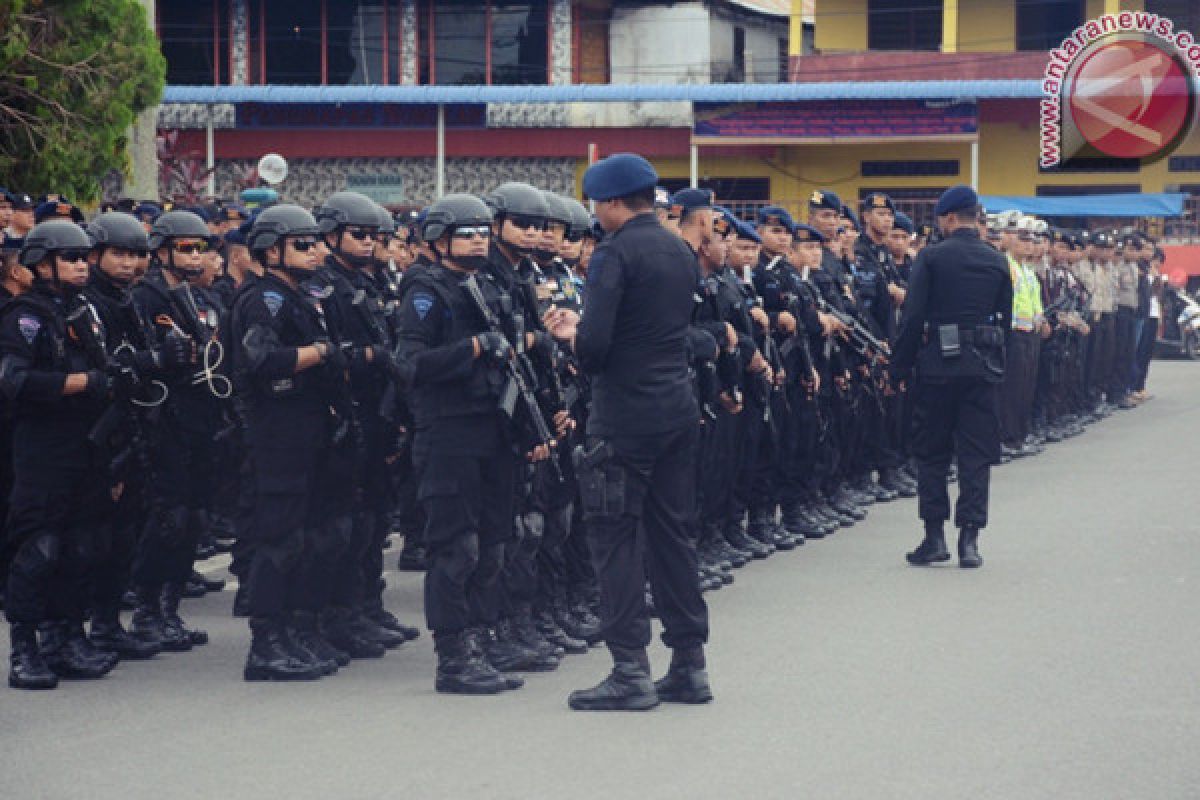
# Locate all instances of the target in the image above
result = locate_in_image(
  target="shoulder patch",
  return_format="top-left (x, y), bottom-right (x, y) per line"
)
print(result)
top-left (17, 314), bottom-right (40, 344)
top-left (262, 290), bottom-right (283, 317)
top-left (411, 291), bottom-right (435, 321)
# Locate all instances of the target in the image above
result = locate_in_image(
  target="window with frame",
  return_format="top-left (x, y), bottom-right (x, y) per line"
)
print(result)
top-left (160, 0), bottom-right (230, 85)
top-left (867, 0), bottom-right (942, 51)
top-left (418, 0), bottom-right (548, 86)
top-left (1016, 0), bottom-right (1082, 51)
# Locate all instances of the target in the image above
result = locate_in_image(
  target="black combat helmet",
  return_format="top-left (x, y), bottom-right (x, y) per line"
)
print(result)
top-left (147, 210), bottom-right (211, 250)
top-left (247, 204), bottom-right (319, 252)
top-left (19, 220), bottom-right (92, 267)
top-left (422, 194), bottom-right (493, 242)
top-left (484, 182), bottom-right (548, 221)
top-left (88, 212), bottom-right (150, 252)
top-left (314, 191), bottom-right (381, 234)
top-left (375, 204), bottom-right (396, 236)
top-left (559, 196), bottom-right (593, 240)
top-left (540, 191), bottom-right (571, 226)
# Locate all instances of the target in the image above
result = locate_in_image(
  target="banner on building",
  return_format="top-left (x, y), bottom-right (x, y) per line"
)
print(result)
top-left (692, 100), bottom-right (978, 143)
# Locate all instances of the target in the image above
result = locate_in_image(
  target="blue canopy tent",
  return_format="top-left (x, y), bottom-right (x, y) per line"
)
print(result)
top-left (977, 193), bottom-right (1186, 218)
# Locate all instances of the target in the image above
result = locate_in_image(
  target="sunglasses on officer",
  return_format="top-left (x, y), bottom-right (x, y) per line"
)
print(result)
top-left (506, 214), bottom-right (545, 232)
top-left (452, 226), bottom-right (491, 240)
top-left (172, 239), bottom-right (209, 255)
top-left (55, 249), bottom-right (91, 263)
top-left (342, 226), bottom-right (377, 241)
top-left (288, 238), bottom-right (320, 252)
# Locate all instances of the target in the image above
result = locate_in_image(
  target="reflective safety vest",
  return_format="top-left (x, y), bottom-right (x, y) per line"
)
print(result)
top-left (1008, 254), bottom-right (1043, 331)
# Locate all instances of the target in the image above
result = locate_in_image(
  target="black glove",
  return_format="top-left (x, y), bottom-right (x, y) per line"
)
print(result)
top-left (84, 369), bottom-right (112, 401)
top-left (320, 340), bottom-right (347, 372)
top-left (476, 332), bottom-right (512, 363)
top-left (528, 330), bottom-right (556, 362)
top-left (161, 330), bottom-right (194, 369)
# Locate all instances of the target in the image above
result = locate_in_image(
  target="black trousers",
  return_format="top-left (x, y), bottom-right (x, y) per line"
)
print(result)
top-left (583, 424), bottom-right (708, 655)
top-left (413, 420), bottom-right (515, 646)
top-left (1110, 307), bottom-right (1137, 398)
top-left (1133, 317), bottom-right (1158, 391)
top-left (912, 377), bottom-right (1000, 530)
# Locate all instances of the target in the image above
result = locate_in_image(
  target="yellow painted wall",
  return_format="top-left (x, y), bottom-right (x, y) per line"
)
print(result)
top-left (958, 0), bottom-right (1014, 52)
top-left (813, 0), bottom-right (867, 52)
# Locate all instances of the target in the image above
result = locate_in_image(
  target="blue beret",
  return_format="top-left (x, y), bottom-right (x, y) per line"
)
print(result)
top-left (893, 211), bottom-right (915, 235)
top-left (862, 192), bottom-right (895, 213)
top-left (9, 192), bottom-right (33, 210)
top-left (711, 206), bottom-right (738, 236)
top-left (582, 153), bottom-right (658, 202)
top-left (732, 218), bottom-right (761, 243)
top-left (133, 202), bottom-right (162, 222)
top-left (670, 188), bottom-right (714, 215)
top-left (34, 200), bottom-right (83, 223)
top-left (840, 208), bottom-right (860, 231)
top-left (934, 184), bottom-right (979, 217)
top-left (756, 206), bottom-right (795, 231)
top-left (792, 224), bottom-right (825, 244)
top-left (222, 204), bottom-right (250, 222)
top-left (808, 189), bottom-right (842, 212)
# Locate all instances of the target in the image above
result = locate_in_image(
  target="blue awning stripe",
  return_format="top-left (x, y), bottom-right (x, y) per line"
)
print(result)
top-left (162, 80), bottom-right (1043, 105)
top-left (978, 193), bottom-right (1186, 218)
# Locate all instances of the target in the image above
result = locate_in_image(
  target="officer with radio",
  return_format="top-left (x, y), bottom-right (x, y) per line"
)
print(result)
top-left (890, 185), bottom-right (1012, 570)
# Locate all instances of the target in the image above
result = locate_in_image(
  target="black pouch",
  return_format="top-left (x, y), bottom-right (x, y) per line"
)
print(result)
top-left (573, 439), bottom-right (626, 518)
top-left (937, 324), bottom-right (961, 358)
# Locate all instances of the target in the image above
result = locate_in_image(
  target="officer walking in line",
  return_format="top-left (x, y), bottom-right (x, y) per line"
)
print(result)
top-left (890, 185), bottom-right (1012, 569)
top-left (545, 153), bottom-right (711, 712)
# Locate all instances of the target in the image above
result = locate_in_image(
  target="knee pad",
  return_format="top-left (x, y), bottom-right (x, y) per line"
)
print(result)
top-left (438, 533), bottom-right (480, 585)
top-left (472, 541), bottom-right (504, 585)
top-left (13, 533), bottom-right (60, 580)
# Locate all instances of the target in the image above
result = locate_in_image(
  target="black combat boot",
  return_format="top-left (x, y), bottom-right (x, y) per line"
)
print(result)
top-left (8, 623), bottom-right (57, 690)
top-left (319, 608), bottom-right (386, 659)
top-left (530, 607), bottom-right (588, 655)
top-left (568, 647), bottom-right (659, 711)
top-left (161, 583), bottom-right (208, 647)
top-left (287, 613), bottom-right (339, 676)
top-left (879, 467), bottom-right (917, 498)
top-left (496, 618), bottom-right (560, 670)
top-left (294, 610), bottom-right (349, 667)
top-left (434, 631), bottom-right (509, 695)
top-left (906, 521), bottom-right (951, 566)
top-left (90, 611), bottom-right (162, 660)
top-left (654, 645), bottom-right (713, 704)
top-left (396, 537), bottom-right (428, 571)
top-left (364, 606), bottom-right (421, 642)
top-left (725, 522), bottom-right (772, 559)
top-left (39, 622), bottom-right (113, 679)
top-left (958, 527), bottom-right (983, 568)
top-left (567, 599), bottom-right (604, 645)
top-left (243, 618), bottom-right (322, 681)
top-left (347, 609), bottom-right (407, 650)
top-left (131, 584), bottom-right (178, 649)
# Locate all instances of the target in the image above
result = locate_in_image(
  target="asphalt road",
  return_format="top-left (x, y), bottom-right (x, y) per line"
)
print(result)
top-left (2, 361), bottom-right (1198, 800)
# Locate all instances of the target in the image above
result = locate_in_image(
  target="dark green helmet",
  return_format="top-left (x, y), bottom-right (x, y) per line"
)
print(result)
top-left (248, 204), bottom-right (319, 252)
top-left (422, 194), bottom-right (493, 242)
top-left (147, 210), bottom-right (211, 250)
top-left (484, 182), bottom-right (548, 220)
top-left (314, 191), bottom-right (381, 234)
top-left (87, 212), bottom-right (149, 252)
top-left (19, 220), bottom-right (92, 267)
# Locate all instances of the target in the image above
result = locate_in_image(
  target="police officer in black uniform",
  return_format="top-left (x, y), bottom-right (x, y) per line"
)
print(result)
top-left (3, 220), bottom-right (116, 689)
top-left (394, 193), bottom-right (525, 695)
top-left (129, 210), bottom-right (214, 653)
top-left (84, 211), bottom-right (186, 661)
top-left (891, 185), bottom-right (1012, 569)
top-left (545, 153), bottom-right (711, 712)
top-left (228, 203), bottom-right (332, 681)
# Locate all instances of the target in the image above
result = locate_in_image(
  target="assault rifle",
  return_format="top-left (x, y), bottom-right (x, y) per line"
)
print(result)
top-left (462, 273), bottom-right (564, 483)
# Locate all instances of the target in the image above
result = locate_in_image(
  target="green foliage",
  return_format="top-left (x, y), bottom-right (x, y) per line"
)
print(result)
top-left (0, 0), bottom-right (166, 203)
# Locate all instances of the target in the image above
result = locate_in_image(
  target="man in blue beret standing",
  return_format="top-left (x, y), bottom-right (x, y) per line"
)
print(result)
top-left (545, 154), bottom-right (711, 711)
top-left (890, 185), bottom-right (1012, 569)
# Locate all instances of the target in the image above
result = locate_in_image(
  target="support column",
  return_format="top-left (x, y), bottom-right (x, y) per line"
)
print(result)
top-left (128, 0), bottom-right (159, 201)
top-left (400, 0), bottom-right (418, 85)
top-left (788, 0), bottom-right (804, 57)
top-left (970, 139), bottom-right (979, 191)
top-left (942, 0), bottom-right (958, 54)
top-left (230, 0), bottom-right (249, 84)
top-left (550, 0), bottom-right (572, 85)
top-left (690, 144), bottom-right (699, 189)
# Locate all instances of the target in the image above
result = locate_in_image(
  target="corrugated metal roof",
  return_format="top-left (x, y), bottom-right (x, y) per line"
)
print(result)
top-left (163, 80), bottom-right (1042, 105)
